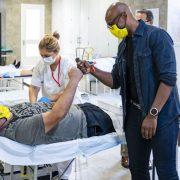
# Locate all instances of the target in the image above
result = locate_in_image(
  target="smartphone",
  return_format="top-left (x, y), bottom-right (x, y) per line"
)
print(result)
top-left (75, 58), bottom-right (94, 65)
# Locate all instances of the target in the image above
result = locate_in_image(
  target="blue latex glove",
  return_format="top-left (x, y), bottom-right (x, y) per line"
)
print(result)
top-left (38, 97), bottom-right (52, 103)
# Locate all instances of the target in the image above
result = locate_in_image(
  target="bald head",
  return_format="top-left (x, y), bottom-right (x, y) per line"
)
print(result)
top-left (105, 2), bottom-right (139, 35)
top-left (105, 2), bottom-right (133, 25)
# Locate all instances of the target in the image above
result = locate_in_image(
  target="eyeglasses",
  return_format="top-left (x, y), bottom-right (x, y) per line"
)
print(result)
top-left (107, 13), bottom-right (123, 28)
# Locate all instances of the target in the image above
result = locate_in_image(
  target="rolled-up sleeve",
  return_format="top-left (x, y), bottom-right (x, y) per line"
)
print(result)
top-left (31, 62), bottom-right (43, 87)
top-left (111, 58), bottom-right (121, 89)
top-left (150, 29), bottom-right (177, 86)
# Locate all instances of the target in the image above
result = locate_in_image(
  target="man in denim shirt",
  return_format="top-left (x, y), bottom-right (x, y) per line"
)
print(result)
top-left (77, 2), bottom-right (180, 180)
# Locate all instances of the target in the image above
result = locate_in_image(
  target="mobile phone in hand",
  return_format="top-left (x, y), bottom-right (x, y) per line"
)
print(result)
top-left (75, 58), bottom-right (94, 65)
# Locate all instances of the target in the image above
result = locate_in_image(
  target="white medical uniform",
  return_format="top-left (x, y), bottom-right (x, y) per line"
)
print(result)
top-left (31, 56), bottom-right (81, 104)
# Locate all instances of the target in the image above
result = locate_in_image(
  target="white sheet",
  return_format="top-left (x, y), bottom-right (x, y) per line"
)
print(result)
top-left (0, 90), bottom-right (29, 106)
top-left (0, 65), bottom-right (21, 77)
top-left (0, 133), bottom-right (121, 166)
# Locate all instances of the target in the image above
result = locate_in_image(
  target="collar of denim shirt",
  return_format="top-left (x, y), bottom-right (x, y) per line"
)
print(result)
top-left (133, 20), bottom-right (146, 37)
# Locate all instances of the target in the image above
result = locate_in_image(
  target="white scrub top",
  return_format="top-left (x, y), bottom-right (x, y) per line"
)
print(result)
top-left (31, 56), bottom-right (81, 104)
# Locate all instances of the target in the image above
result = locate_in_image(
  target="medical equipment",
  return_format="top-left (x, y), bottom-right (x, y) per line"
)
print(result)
top-left (0, 75), bottom-right (31, 92)
top-left (81, 57), bottom-right (116, 94)
top-left (76, 47), bottom-right (94, 61)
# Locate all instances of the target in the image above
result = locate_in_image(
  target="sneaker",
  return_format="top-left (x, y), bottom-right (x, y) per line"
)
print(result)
top-left (12, 59), bottom-right (21, 68)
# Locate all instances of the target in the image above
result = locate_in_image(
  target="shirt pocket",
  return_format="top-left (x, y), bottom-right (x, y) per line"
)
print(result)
top-left (137, 49), bottom-right (152, 71)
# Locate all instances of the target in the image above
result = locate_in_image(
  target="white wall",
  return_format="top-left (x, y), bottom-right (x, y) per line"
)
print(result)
top-left (167, 0), bottom-right (180, 42)
top-left (52, 0), bottom-right (80, 58)
top-left (0, 0), bottom-right (6, 47)
top-left (52, 0), bottom-right (118, 59)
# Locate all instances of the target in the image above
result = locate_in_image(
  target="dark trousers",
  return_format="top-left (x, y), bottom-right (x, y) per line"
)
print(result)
top-left (125, 104), bottom-right (179, 180)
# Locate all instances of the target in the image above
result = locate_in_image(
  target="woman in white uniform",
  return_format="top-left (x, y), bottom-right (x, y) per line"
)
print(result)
top-left (29, 32), bottom-right (81, 179)
top-left (29, 32), bottom-right (81, 104)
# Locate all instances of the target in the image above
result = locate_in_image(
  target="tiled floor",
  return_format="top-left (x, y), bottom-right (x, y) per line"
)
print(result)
top-left (68, 146), bottom-right (180, 180)
top-left (69, 145), bottom-right (131, 180)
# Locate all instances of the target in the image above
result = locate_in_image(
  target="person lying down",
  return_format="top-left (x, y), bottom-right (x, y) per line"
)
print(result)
top-left (0, 68), bottom-right (115, 145)
top-left (0, 64), bottom-right (32, 78)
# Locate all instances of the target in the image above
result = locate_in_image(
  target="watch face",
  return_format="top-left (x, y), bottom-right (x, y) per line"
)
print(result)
top-left (150, 108), bottom-right (158, 116)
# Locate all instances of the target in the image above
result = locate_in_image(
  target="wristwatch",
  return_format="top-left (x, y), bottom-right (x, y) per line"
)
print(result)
top-left (149, 107), bottom-right (159, 117)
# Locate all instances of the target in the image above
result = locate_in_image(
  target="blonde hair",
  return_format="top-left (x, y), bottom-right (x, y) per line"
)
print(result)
top-left (39, 31), bottom-right (60, 53)
top-left (52, 31), bottom-right (60, 40)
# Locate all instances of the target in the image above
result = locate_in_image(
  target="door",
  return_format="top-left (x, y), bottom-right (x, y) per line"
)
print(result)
top-left (21, 4), bottom-right (45, 68)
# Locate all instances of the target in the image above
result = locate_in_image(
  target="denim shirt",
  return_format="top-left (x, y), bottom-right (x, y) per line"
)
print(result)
top-left (111, 20), bottom-right (180, 128)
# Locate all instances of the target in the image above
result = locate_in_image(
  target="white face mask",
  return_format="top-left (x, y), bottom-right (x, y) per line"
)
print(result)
top-left (43, 56), bottom-right (56, 65)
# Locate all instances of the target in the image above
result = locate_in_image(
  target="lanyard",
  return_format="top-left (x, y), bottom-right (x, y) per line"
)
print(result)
top-left (51, 61), bottom-right (61, 87)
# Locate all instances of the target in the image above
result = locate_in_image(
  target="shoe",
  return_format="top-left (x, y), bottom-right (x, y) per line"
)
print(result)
top-left (12, 59), bottom-right (21, 68)
top-left (12, 59), bottom-right (16, 66)
top-left (121, 156), bottom-right (129, 168)
top-left (15, 61), bottom-right (21, 68)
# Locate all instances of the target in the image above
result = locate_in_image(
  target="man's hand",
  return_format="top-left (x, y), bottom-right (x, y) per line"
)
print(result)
top-left (68, 67), bottom-right (83, 82)
top-left (141, 115), bottom-right (157, 139)
top-left (77, 60), bottom-right (94, 74)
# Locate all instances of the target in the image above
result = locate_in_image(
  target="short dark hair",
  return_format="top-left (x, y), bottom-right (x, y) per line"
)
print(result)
top-left (137, 9), bottom-right (154, 22)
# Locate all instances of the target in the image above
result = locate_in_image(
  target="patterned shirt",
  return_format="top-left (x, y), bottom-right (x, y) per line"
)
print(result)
top-left (9, 102), bottom-right (52, 122)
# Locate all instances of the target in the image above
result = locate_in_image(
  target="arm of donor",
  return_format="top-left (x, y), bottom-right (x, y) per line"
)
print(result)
top-left (77, 60), bottom-right (113, 88)
top-left (49, 92), bottom-right (63, 102)
top-left (42, 67), bottom-right (83, 133)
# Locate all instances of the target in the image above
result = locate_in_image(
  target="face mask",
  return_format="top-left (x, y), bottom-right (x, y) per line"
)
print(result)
top-left (43, 56), bottom-right (56, 65)
top-left (0, 105), bottom-right (11, 120)
top-left (109, 24), bottom-right (128, 39)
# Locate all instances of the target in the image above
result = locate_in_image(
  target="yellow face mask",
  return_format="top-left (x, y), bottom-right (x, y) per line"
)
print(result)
top-left (109, 24), bottom-right (128, 40)
top-left (0, 105), bottom-right (11, 120)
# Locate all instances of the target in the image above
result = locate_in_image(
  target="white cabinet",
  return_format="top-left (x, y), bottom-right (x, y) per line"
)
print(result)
top-left (52, 0), bottom-right (118, 58)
